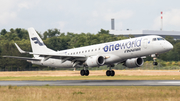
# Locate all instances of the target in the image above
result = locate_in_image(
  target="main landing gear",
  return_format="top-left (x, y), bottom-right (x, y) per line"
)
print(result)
top-left (80, 66), bottom-right (89, 76)
top-left (106, 64), bottom-right (115, 76)
top-left (106, 70), bottom-right (115, 76)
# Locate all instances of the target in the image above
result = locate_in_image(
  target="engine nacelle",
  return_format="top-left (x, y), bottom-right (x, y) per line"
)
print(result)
top-left (124, 58), bottom-right (144, 68)
top-left (85, 55), bottom-right (105, 67)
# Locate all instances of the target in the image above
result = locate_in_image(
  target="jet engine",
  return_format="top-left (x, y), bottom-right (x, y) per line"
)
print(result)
top-left (85, 55), bottom-right (105, 67)
top-left (124, 58), bottom-right (144, 68)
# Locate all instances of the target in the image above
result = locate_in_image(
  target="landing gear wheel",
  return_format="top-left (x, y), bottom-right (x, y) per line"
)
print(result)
top-left (106, 70), bottom-right (111, 76)
top-left (110, 70), bottom-right (115, 76)
top-left (85, 70), bottom-right (89, 76)
top-left (106, 70), bottom-right (115, 76)
top-left (153, 62), bottom-right (158, 66)
top-left (80, 70), bottom-right (89, 76)
top-left (80, 70), bottom-right (85, 76)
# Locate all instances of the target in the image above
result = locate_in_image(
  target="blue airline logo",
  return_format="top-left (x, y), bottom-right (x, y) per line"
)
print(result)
top-left (103, 38), bottom-right (142, 52)
top-left (31, 37), bottom-right (44, 46)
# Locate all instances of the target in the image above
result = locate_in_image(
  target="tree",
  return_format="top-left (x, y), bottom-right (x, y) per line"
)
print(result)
top-left (98, 29), bottom-right (109, 34)
top-left (0, 29), bottom-right (7, 36)
top-left (43, 28), bottom-right (61, 39)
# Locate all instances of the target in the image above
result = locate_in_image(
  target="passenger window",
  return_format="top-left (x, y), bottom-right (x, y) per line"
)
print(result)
top-left (88, 50), bottom-right (90, 52)
top-left (152, 38), bottom-right (156, 41)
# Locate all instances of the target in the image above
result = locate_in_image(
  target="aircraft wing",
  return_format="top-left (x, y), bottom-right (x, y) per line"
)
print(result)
top-left (29, 52), bottom-right (86, 58)
top-left (3, 53), bottom-right (86, 63)
top-left (3, 56), bottom-right (41, 61)
top-left (29, 52), bottom-right (87, 62)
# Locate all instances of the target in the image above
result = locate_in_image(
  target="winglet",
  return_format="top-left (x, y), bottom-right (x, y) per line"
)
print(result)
top-left (15, 43), bottom-right (29, 53)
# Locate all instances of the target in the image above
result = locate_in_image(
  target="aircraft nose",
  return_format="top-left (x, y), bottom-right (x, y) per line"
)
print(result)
top-left (166, 42), bottom-right (173, 50)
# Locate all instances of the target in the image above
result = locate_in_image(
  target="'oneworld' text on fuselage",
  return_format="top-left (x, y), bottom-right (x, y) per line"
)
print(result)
top-left (103, 38), bottom-right (142, 53)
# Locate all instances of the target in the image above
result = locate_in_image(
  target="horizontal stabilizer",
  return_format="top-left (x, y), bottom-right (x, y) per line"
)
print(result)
top-left (3, 56), bottom-right (41, 61)
top-left (15, 43), bottom-right (29, 54)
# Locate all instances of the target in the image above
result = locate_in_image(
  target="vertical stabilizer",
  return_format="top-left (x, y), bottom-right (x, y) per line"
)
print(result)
top-left (28, 27), bottom-right (55, 58)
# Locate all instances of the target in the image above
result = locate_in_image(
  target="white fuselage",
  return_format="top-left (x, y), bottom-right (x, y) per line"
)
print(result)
top-left (31, 35), bottom-right (173, 68)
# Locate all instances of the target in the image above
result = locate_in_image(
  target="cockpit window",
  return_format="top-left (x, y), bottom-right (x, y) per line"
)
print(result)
top-left (152, 38), bottom-right (156, 41)
top-left (157, 38), bottom-right (164, 40)
top-left (153, 38), bottom-right (164, 41)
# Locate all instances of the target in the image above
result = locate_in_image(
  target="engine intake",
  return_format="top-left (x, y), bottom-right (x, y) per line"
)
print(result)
top-left (85, 55), bottom-right (105, 67)
top-left (124, 58), bottom-right (144, 68)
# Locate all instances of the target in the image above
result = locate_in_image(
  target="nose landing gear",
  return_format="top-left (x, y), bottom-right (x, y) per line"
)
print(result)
top-left (151, 54), bottom-right (158, 66)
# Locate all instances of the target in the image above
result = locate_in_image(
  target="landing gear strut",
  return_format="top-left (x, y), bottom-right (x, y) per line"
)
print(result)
top-left (151, 54), bottom-right (158, 66)
top-left (153, 58), bottom-right (158, 66)
top-left (106, 64), bottom-right (115, 76)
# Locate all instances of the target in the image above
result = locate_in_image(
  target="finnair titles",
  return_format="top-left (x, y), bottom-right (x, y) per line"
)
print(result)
top-left (3, 28), bottom-right (173, 76)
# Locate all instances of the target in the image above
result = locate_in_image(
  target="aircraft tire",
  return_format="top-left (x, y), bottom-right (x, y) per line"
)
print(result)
top-left (85, 70), bottom-right (89, 76)
top-left (153, 62), bottom-right (158, 66)
top-left (110, 70), bottom-right (115, 76)
top-left (80, 70), bottom-right (85, 76)
top-left (106, 70), bottom-right (111, 76)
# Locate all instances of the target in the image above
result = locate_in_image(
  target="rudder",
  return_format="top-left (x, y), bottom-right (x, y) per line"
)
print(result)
top-left (28, 28), bottom-right (55, 57)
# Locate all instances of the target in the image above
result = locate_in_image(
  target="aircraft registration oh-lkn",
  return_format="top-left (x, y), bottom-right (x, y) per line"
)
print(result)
top-left (3, 28), bottom-right (173, 76)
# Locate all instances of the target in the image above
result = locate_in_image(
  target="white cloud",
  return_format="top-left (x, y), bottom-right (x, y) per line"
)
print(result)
top-left (0, 12), bottom-right (17, 24)
top-left (0, 0), bottom-right (17, 24)
top-left (153, 9), bottom-right (180, 30)
top-left (104, 10), bottom-right (134, 21)
top-left (0, 0), bottom-right (40, 25)
top-left (164, 9), bottom-right (180, 26)
top-left (18, 2), bottom-right (30, 9)
top-left (57, 21), bottom-right (67, 31)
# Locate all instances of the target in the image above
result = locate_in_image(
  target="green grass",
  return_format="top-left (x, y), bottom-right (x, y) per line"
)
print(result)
top-left (0, 75), bottom-right (180, 81)
top-left (0, 86), bottom-right (180, 101)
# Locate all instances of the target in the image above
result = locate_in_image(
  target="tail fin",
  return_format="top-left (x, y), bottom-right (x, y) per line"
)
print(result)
top-left (28, 28), bottom-right (55, 57)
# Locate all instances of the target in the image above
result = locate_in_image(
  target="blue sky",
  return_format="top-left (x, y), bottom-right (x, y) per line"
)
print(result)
top-left (1, 0), bottom-right (180, 34)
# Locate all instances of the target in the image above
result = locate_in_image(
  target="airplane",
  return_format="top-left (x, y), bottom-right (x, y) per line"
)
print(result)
top-left (3, 27), bottom-right (173, 76)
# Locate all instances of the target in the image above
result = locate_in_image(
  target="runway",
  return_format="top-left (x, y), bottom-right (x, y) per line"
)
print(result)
top-left (0, 80), bottom-right (180, 86)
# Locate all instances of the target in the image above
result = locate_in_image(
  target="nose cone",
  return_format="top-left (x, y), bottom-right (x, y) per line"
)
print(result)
top-left (166, 42), bottom-right (173, 51)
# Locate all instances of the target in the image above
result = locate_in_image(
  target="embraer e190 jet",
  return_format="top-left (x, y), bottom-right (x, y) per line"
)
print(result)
top-left (3, 28), bottom-right (173, 76)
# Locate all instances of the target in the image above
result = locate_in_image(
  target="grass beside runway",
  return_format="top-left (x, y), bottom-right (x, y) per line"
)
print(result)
top-left (0, 86), bottom-right (180, 101)
top-left (0, 70), bottom-right (180, 80)
top-left (0, 75), bottom-right (180, 80)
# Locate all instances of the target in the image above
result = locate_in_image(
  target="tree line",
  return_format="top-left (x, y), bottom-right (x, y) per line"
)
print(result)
top-left (0, 28), bottom-right (179, 71)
